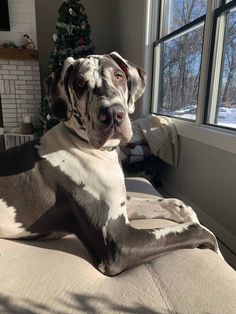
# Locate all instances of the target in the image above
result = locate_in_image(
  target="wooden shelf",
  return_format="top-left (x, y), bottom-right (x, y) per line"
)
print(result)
top-left (0, 47), bottom-right (38, 60)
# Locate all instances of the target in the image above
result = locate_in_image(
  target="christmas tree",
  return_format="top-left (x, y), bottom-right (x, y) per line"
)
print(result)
top-left (40, 0), bottom-right (94, 133)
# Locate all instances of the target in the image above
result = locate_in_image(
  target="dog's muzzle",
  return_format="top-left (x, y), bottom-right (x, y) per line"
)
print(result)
top-left (96, 104), bottom-right (130, 144)
top-left (98, 105), bottom-right (126, 127)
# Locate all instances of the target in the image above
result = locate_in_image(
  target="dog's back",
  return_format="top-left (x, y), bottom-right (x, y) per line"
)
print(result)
top-left (0, 139), bottom-right (58, 239)
top-left (0, 139), bottom-right (41, 176)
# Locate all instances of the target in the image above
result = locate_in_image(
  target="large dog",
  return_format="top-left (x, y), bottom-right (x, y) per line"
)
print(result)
top-left (0, 52), bottom-right (219, 276)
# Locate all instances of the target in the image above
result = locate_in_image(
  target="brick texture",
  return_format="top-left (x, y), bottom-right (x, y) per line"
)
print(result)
top-left (0, 59), bottom-right (41, 129)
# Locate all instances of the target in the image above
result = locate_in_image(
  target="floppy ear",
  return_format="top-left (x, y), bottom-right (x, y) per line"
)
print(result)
top-left (44, 57), bottom-right (75, 121)
top-left (109, 52), bottom-right (146, 114)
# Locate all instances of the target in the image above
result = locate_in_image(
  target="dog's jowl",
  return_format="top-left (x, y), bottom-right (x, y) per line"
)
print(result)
top-left (0, 52), bottom-right (220, 276)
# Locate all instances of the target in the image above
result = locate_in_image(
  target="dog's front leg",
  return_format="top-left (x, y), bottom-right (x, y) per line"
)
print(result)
top-left (98, 209), bottom-right (219, 276)
top-left (68, 190), bottom-right (219, 276)
top-left (127, 196), bottom-right (199, 223)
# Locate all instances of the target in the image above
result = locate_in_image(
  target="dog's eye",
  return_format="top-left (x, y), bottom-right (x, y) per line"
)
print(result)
top-left (78, 81), bottom-right (86, 88)
top-left (74, 79), bottom-right (87, 95)
top-left (115, 73), bottom-right (124, 82)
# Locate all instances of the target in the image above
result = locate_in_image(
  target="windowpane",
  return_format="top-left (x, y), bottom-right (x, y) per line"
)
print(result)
top-left (157, 24), bottom-right (204, 120)
top-left (161, 0), bottom-right (207, 36)
top-left (208, 9), bottom-right (236, 129)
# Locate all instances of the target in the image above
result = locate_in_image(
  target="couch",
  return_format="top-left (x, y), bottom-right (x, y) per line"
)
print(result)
top-left (0, 177), bottom-right (236, 313)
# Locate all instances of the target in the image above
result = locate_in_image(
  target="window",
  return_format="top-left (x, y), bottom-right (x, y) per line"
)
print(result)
top-left (152, 0), bottom-right (236, 130)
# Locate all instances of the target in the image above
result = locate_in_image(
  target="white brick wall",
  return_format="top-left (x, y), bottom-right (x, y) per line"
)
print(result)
top-left (0, 59), bottom-right (41, 129)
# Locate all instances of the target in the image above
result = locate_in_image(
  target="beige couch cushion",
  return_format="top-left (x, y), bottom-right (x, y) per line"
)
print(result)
top-left (0, 177), bottom-right (236, 313)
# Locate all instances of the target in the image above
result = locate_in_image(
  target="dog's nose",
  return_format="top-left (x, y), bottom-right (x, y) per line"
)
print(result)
top-left (98, 105), bottom-right (126, 127)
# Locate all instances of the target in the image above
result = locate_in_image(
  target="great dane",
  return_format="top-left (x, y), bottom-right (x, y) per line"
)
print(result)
top-left (0, 52), bottom-right (220, 276)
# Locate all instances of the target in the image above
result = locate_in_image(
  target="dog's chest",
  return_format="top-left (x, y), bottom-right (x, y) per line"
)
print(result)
top-left (39, 142), bottom-right (125, 202)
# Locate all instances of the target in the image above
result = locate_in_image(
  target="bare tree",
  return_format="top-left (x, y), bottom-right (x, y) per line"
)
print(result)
top-left (161, 0), bottom-right (206, 113)
top-left (220, 14), bottom-right (236, 106)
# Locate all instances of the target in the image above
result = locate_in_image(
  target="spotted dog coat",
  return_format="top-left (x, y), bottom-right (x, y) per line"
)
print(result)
top-left (0, 52), bottom-right (220, 276)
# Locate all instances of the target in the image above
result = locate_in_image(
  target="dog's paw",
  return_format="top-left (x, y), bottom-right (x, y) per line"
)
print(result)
top-left (200, 225), bottom-right (224, 259)
top-left (157, 198), bottom-right (199, 223)
top-left (98, 261), bottom-right (106, 273)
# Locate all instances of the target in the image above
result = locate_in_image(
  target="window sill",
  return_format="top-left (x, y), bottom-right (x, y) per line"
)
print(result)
top-left (171, 118), bottom-right (236, 155)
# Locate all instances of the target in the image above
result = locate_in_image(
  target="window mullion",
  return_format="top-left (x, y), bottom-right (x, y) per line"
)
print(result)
top-left (151, 44), bottom-right (162, 112)
top-left (196, 0), bottom-right (218, 125)
top-left (208, 13), bottom-right (227, 124)
top-left (159, 0), bottom-right (165, 39)
top-left (142, 0), bottom-right (160, 115)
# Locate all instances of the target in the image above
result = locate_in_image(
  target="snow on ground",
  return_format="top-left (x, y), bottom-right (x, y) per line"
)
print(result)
top-left (168, 107), bottom-right (236, 129)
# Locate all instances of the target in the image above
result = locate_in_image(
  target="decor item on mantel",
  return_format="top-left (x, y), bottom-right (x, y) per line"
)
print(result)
top-left (7, 115), bottom-right (34, 135)
top-left (22, 34), bottom-right (36, 50)
top-left (7, 126), bottom-right (23, 135)
top-left (21, 115), bottom-right (34, 135)
top-left (2, 42), bottom-right (17, 48)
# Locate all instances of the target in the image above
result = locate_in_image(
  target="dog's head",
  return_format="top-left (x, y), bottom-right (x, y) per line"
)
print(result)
top-left (44, 52), bottom-right (146, 149)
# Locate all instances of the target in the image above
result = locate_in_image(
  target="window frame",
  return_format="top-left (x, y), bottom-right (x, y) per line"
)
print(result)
top-left (145, 0), bottom-right (236, 155)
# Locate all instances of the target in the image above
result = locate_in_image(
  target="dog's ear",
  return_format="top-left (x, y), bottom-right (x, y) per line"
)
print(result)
top-left (109, 52), bottom-right (146, 114)
top-left (44, 57), bottom-right (75, 121)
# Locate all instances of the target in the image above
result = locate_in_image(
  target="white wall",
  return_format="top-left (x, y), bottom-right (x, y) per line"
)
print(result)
top-left (0, 0), bottom-right (37, 48)
top-left (111, 0), bottom-right (146, 66)
top-left (83, 0), bottom-right (117, 55)
top-left (111, 0), bottom-right (146, 118)
top-left (161, 135), bottom-right (236, 254)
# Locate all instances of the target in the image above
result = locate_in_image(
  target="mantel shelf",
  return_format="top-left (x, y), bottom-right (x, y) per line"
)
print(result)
top-left (0, 47), bottom-right (38, 60)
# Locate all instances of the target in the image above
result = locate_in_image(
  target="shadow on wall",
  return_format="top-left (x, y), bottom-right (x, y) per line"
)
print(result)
top-left (0, 293), bottom-right (173, 314)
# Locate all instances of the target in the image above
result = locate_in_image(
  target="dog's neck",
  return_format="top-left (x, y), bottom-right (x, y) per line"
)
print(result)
top-left (63, 124), bottom-right (118, 151)
top-left (63, 116), bottom-right (120, 152)
top-left (64, 116), bottom-right (88, 141)
top-left (38, 123), bottom-right (120, 163)
top-left (40, 122), bottom-right (119, 154)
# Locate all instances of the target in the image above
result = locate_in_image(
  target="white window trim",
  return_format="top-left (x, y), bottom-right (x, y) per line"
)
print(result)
top-left (142, 0), bottom-right (159, 116)
top-left (143, 0), bottom-right (236, 155)
top-left (172, 118), bottom-right (236, 154)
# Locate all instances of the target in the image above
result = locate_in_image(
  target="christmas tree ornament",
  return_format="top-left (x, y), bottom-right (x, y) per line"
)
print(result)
top-left (69, 8), bottom-right (76, 16)
top-left (56, 21), bottom-right (75, 35)
top-left (78, 38), bottom-right (85, 45)
top-left (53, 33), bottom-right (58, 42)
top-left (80, 20), bottom-right (86, 30)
